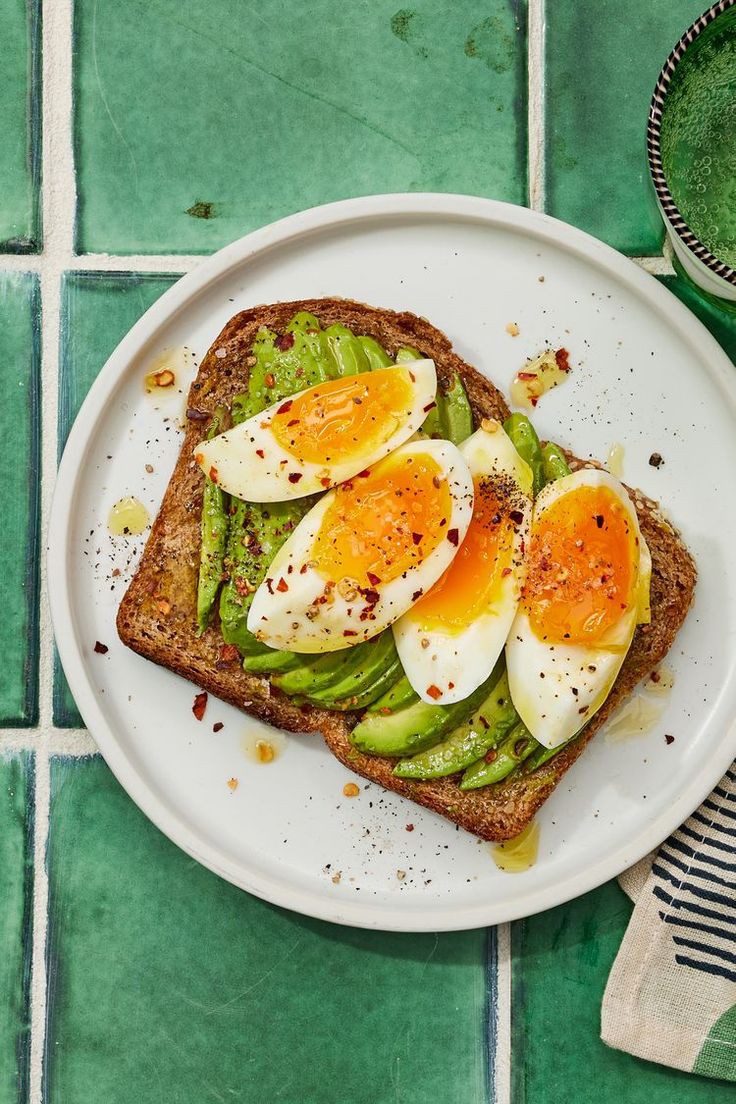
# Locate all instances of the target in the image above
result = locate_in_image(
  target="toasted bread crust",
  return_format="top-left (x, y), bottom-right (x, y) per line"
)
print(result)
top-left (117, 298), bottom-right (696, 840)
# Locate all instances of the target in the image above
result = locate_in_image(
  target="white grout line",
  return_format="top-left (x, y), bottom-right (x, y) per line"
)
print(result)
top-left (527, 0), bottom-right (545, 212)
top-left (494, 923), bottom-right (512, 1104)
top-left (28, 0), bottom-right (76, 1098)
top-left (632, 253), bottom-right (676, 276)
top-left (0, 252), bottom-right (203, 273)
top-left (0, 728), bottom-right (98, 756)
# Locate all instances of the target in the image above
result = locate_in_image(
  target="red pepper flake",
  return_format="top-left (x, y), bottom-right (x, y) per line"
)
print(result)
top-left (93, 641), bottom-right (108, 655)
top-left (219, 643), bottom-right (240, 664)
top-left (479, 715), bottom-right (490, 730)
top-left (530, 397), bottom-right (538, 407)
top-left (426, 684), bottom-right (442, 700)
top-left (356, 469), bottom-right (371, 478)
top-left (423, 401), bottom-right (437, 413)
top-left (517, 371), bottom-right (537, 381)
top-left (412, 532), bottom-right (423, 545)
top-left (555, 347), bottom-right (571, 372)
top-left (501, 567), bottom-right (512, 578)
top-left (195, 452), bottom-right (204, 464)
top-left (343, 629), bottom-right (358, 637)
top-left (213, 721), bottom-right (224, 733)
top-left (367, 571), bottom-right (381, 586)
top-left (255, 448), bottom-right (265, 459)
top-left (288, 472), bottom-right (303, 484)
top-left (209, 466), bottom-right (219, 484)
top-left (412, 589), bottom-right (423, 602)
top-left (265, 578), bottom-right (274, 594)
top-left (650, 670), bottom-right (661, 684)
top-left (276, 332), bottom-right (294, 351)
top-left (320, 477), bottom-right (331, 488)
top-left (448, 681), bottom-right (455, 690)
top-left (276, 578), bottom-right (289, 592)
top-left (299, 563), bottom-right (308, 574)
top-left (287, 418), bottom-right (299, 427)
top-left (277, 399), bottom-right (293, 415)
top-left (192, 692), bottom-right (208, 721)
top-left (359, 588), bottom-right (380, 605)
top-left (485, 748), bottom-right (498, 763)
top-left (264, 372), bottom-right (275, 388)
top-left (447, 528), bottom-right (459, 546)
top-left (405, 823), bottom-right (415, 832)
top-left (665, 734), bottom-right (675, 745)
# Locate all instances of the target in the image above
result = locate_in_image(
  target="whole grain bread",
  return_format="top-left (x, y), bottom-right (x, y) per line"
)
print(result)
top-left (117, 298), bottom-right (696, 840)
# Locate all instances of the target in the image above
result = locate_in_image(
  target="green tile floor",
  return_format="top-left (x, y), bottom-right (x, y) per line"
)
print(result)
top-left (0, 273), bottom-right (40, 726)
top-left (73, 0), bottom-right (527, 254)
top-left (1, 1), bottom-right (735, 1101)
top-left (0, 753), bottom-right (34, 1104)
top-left (0, 0), bottom-right (41, 251)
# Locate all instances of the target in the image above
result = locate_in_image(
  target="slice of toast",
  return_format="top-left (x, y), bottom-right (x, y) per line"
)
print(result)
top-left (117, 298), bottom-right (696, 840)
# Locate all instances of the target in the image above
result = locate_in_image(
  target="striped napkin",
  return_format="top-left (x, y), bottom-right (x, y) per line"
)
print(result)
top-left (602, 762), bottom-right (736, 1081)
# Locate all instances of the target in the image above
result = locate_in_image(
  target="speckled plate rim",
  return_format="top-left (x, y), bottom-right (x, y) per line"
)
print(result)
top-left (647, 0), bottom-right (736, 287)
top-left (49, 193), bottom-right (736, 931)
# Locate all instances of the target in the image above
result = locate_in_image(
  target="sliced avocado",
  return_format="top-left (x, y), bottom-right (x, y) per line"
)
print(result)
top-left (441, 371), bottom-right (473, 444)
top-left (243, 649), bottom-right (301, 674)
top-left (324, 323), bottom-right (370, 376)
top-left (306, 632), bottom-right (398, 707)
top-left (357, 335), bottom-right (393, 370)
top-left (273, 642), bottom-right (371, 697)
top-left (332, 656), bottom-right (403, 711)
top-left (219, 497), bottom-right (311, 656)
top-left (393, 665), bottom-right (515, 780)
top-left (395, 345), bottom-right (422, 363)
top-left (366, 674), bottom-right (417, 714)
top-left (285, 312), bottom-right (340, 380)
top-left (350, 670), bottom-right (499, 758)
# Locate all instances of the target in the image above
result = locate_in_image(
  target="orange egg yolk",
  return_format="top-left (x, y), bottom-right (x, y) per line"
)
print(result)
top-left (311, 452), bottom-right (452, 587)
top-left (270, 366), bottom-right (415, 465)
top-left (408, 477), bottom-right (518, 632)
top-left (524, 484), bottom-right (636, 645)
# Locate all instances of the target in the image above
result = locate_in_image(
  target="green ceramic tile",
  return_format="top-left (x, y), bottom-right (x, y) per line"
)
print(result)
top-left (0, 0), bottom-right (41, 251)
top-left (659, 273), bottom-right (736, 363)
top-left (54, 272), bottom-right (178, 727)
top-left (73, 0), bottom-right (527, 254)
top-left (46, 756), bottom-right (489, 1104)
top-left (545, 0), bottom-right (709, 254)
top-left (0, 753), bottom-right (34, 1104)
top-left (511, 881), bottom-right (725, 1101)
top-left (0, 273), bottom-right (40, 726)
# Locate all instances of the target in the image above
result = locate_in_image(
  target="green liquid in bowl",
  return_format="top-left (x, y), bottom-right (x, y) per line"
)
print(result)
top-left (660, 9), bottom-right (736, 269)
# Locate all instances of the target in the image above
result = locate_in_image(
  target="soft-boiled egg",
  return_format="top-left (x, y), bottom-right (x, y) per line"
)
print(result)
top-left (393, 422), bottom-right (533, 704)
top-left (246, 439), bottom-right (474, 652)
top-left (195, 360), bottom-right (437, 502)
top-left (505, 468), bottom-right (651, 749)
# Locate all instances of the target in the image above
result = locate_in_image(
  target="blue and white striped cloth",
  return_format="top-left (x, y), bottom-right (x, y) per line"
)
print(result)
top-left (602, 763), bottom-right (736, 1081)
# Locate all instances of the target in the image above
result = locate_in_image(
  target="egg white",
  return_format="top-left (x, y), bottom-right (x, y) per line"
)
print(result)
top-left (196, 360), bottom-right (436, 502)
top-left (506, 468), bottom-right (651, 749)
top-left (393, 423), bottom-right (533, 704)
top-left (246, 438), bottom-right (474, 652)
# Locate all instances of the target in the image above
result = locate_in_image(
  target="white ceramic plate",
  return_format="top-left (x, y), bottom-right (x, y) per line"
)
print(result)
top-left (49, 194), bottom-right (736, 931)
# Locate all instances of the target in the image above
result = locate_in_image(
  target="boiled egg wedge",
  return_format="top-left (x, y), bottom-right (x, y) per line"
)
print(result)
top-left (195, 360), bottom-right (437, 502)
top-left (505, 468), bottom-right (651, 749)
top-left (246, 439), bottom-right (474, 653)
top-left (393, 421), bottom-right (532, 704)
